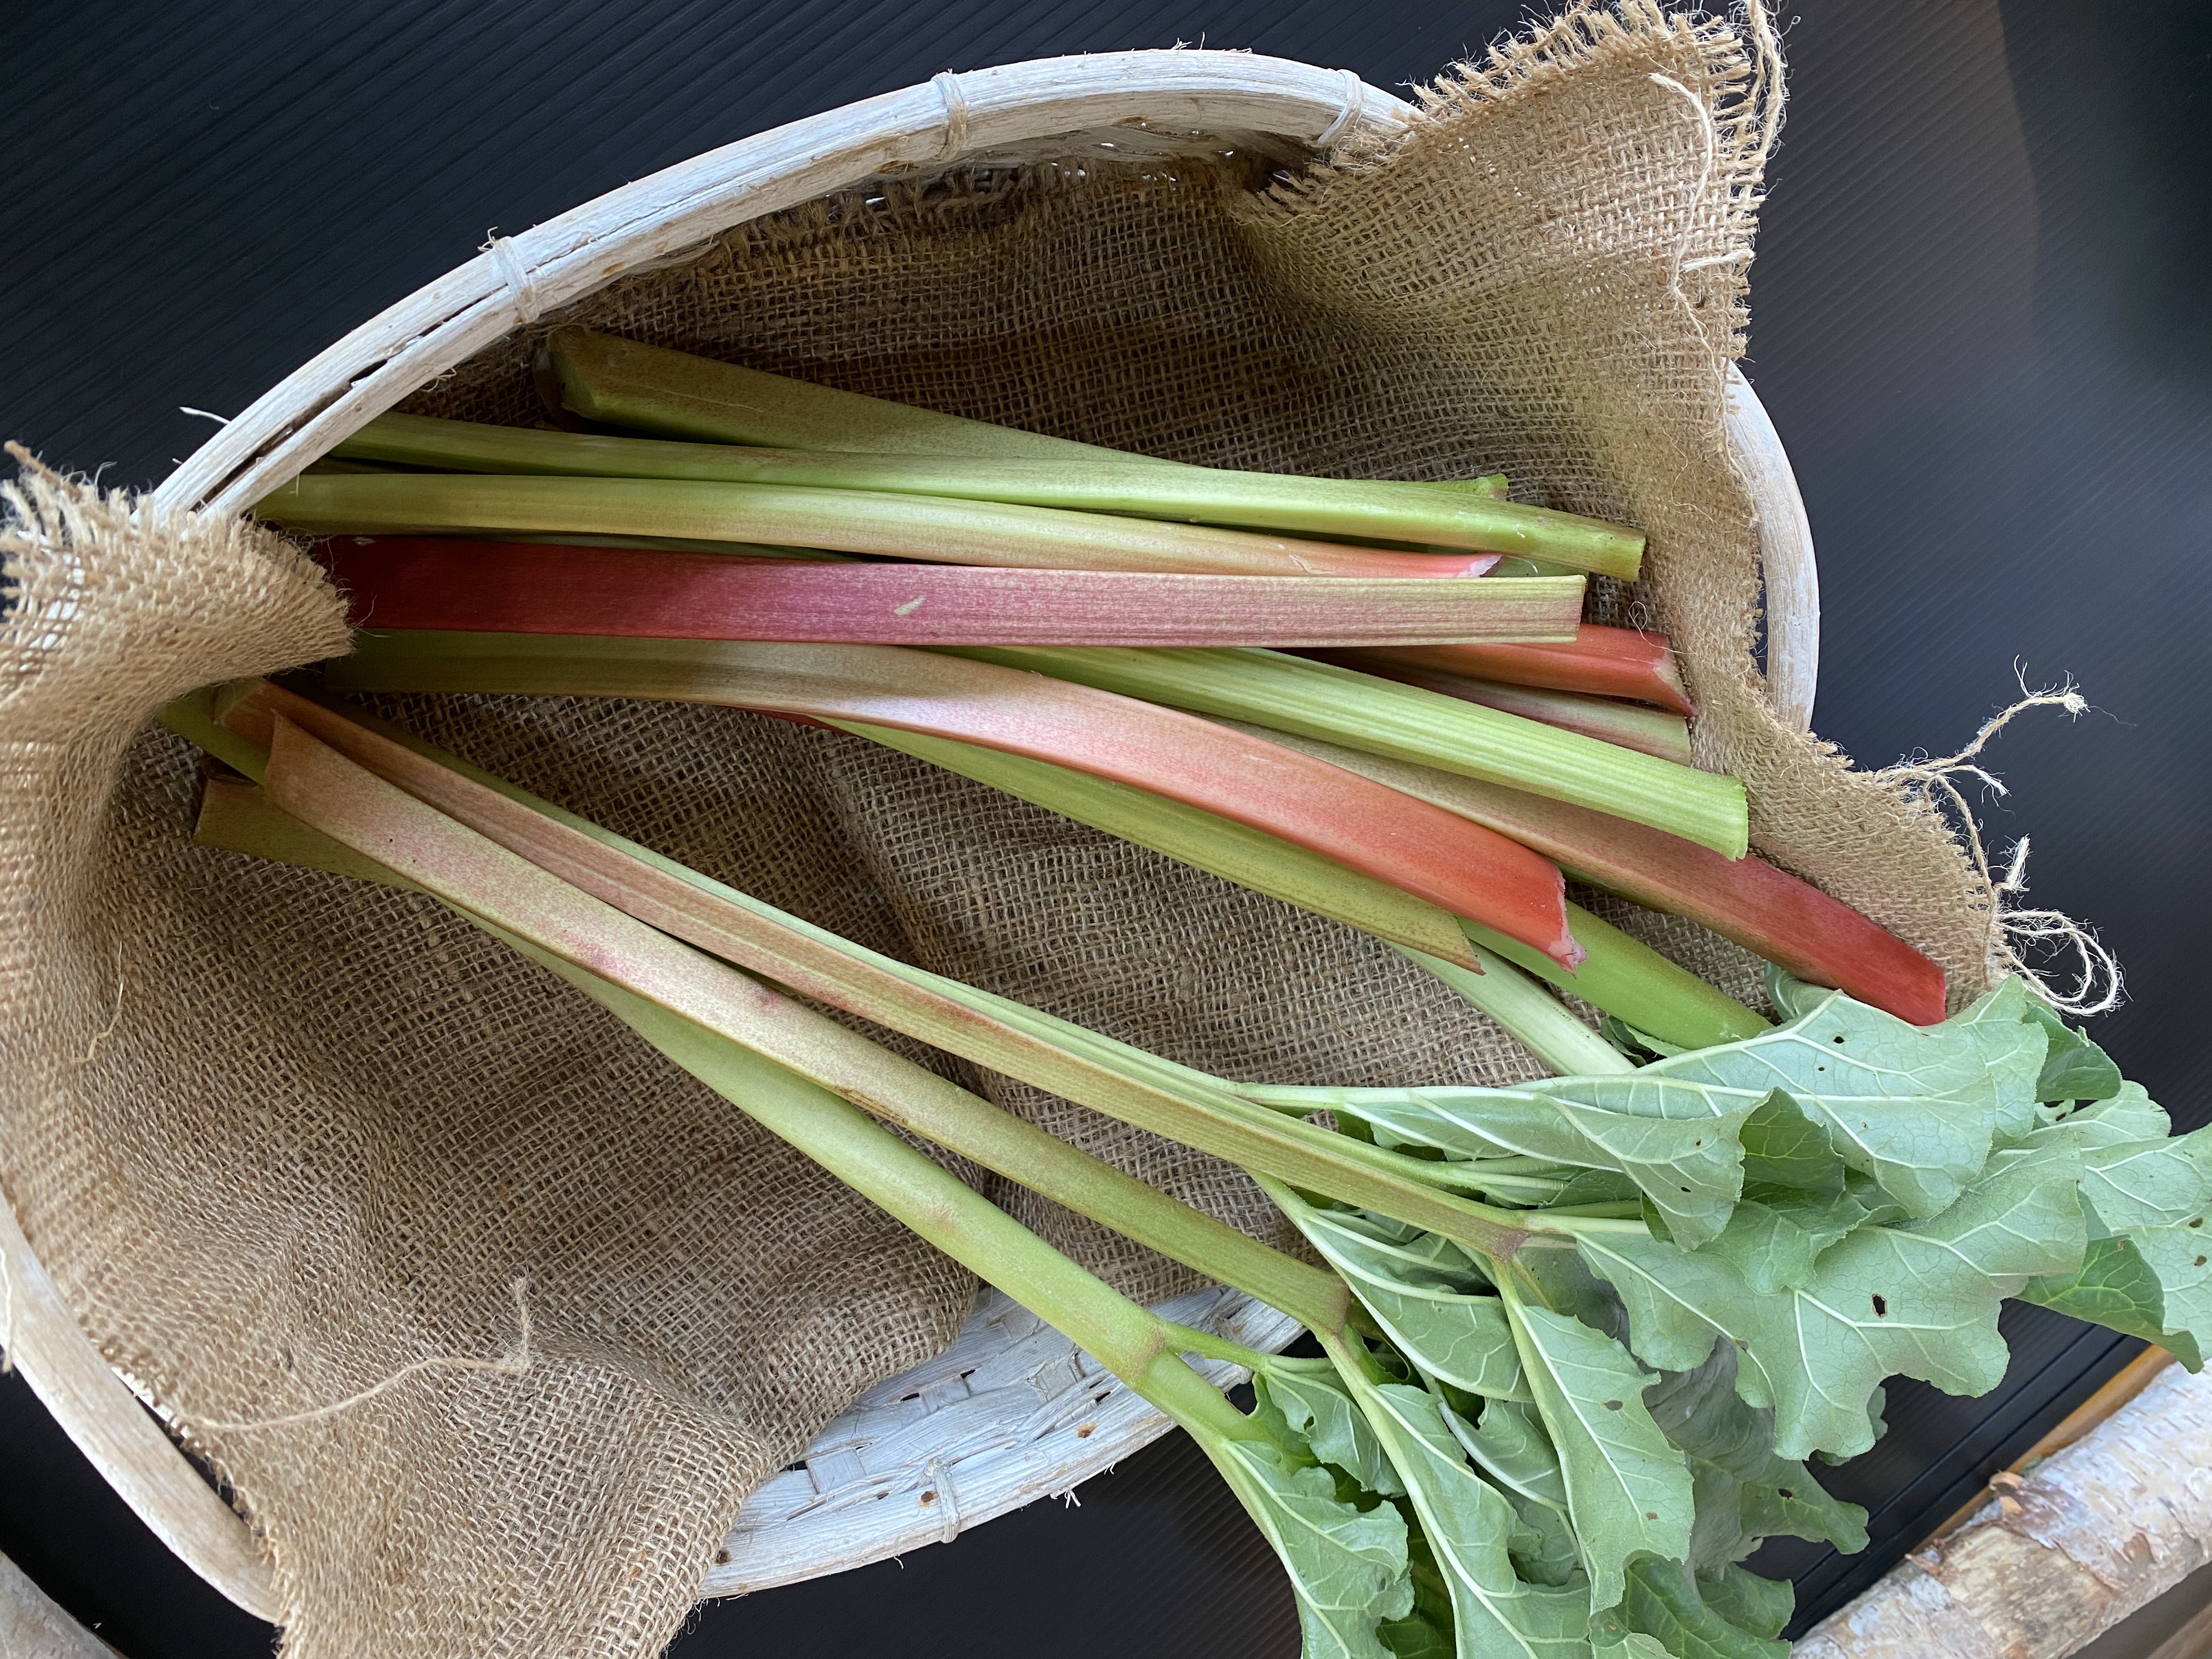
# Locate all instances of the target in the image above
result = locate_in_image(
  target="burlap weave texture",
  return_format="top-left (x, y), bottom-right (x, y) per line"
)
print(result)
top-left (0, 7), bottom-right (1997, 1658)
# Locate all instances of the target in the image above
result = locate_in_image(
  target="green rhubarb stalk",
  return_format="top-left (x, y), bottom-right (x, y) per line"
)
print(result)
top-left (941, 645), bottom-right (1751, 860)
top-left (322, 632), bottom-right (1581, 966)
top-left (550, 327), bottom-right (1162, 464)
top-left (1459, 912), bottom-right (1769, 1049)
top-left (545, 959), bottom-right (1263, 1441)
top-left (238, 711), bottom-right (1441, 1653)
top-left (223, 707), bottom-right (1345, 1338)
top-left (337, 407), bottom-right (1645, 578)
top-left (180, 684), bottom-right (1550, 1260)
top-left (1356, 668), bottom-right (1697, 766)
top-left (1392, 941), bottom-right (1639, 1078)
top-left (189, 761), bottom-right (1350, 1335)
top-left (255, 472), bottom-right (1534, 585)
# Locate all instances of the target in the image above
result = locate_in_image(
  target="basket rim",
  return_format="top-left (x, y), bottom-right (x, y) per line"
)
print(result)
top-left (152, 49), bottom-right (1423, 521)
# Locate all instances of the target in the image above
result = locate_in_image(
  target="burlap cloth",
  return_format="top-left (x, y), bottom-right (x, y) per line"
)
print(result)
top-left (0, 6), bottom-right (2004, 1656)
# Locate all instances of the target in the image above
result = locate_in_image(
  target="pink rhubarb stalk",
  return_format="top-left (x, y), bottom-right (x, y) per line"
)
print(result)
top-left (326, 631), bottom-right (1582, 967)
top-left (318, 537), bottom-right (1571, 648)
top-left (1322, 629), bottom-right (1695, 716)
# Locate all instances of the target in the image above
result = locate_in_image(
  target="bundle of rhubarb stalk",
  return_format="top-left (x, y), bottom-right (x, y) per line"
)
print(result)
top-left (172, 328), bottom-right (2211, 1659)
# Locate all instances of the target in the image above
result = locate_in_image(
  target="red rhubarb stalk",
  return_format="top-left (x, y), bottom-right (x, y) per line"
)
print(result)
top-left (318, 537), bottom-right (1569, 648)
top-left (1220, 720), bottom-right (1945, 1024)
top-left (1321, 629), bottom-right (1694, 716)
top-left (326, 631), bottom-right (1582, 967)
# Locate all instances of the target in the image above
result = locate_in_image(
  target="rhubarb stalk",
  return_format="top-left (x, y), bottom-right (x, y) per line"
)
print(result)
top-left (326, 630), bottom-right (1582, 966)
top-left (1308, 658), bottom-right (1697, 764)
top-left (342, 399), bottom-right (1647, 578)
top-left (1321, 629), bottom-right (1694, 716)
top-left (317, 536), bottom-right (1575, 648)
top-left (258, 473), bottom-right (1527, 583)
top-left (1223, 719), bottom-right (1946, 1024)
top-left (940, 645), bottom-right (1752, 861)
top-left (171, 682), bottom-right (1549, 1260)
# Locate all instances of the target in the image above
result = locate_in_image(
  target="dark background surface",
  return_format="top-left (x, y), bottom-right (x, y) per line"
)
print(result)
top-left (3, 1), bottom-right (2208, 1654)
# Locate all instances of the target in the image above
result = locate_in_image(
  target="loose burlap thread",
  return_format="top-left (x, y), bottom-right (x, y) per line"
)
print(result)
top-left (0, 7), bottom-right (2005, 1657)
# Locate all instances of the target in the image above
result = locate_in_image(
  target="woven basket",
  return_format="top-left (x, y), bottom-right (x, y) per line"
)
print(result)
top-left (5, 49), bottom-right (1819, 1621)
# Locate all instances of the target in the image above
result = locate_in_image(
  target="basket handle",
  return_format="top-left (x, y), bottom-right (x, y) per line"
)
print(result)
top-left (157, 53), bottom-right (1419, 518)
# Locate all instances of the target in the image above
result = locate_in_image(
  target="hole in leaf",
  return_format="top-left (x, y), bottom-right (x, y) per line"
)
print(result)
top-left (1871, 1294), bottom-right (1889, 1316)
top-left (1604, 1400), bottom-right (1624, 1411)
top-left (2192, 1218), bottom-right (2205, 1229)
top-left (1778, 1488), bottom-right (1795, 1500)
top-left (1833, 1035), bottom-right (1847, 1044)
top-left (2197, 1257), bottom-right (2207, 1268)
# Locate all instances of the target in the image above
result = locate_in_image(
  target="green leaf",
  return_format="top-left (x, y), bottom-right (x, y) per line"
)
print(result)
top-left (1735, 1093), bottom-right (1847, 1197)
top-left (1214, 1440), bottom-right (1416, 1659)
top-left (1696, 1175), bottom-right (1904, 1295)
top-left (1451, 1398), bottom-right (1570, 1510)
top-left (2020, 1234), bottom-right (2205, 1370)
top-left (1695, 1567), bottom-right (1793, 1643)
top-left (1288, 1204), bottom-right (1531, 1401)
top-left (1340, 1089), bottom-right (1752, 1249)
top-left (1445, 1398), bottom-right (1581, 1587)
top-left (1530, 991), bottom-right (2011, 1218)
top-left (2020, 998), bottom-right (2123, 1104)
top-left (1503, 1298), bottom-right (1695, 1609)
top-left (1577, 1136), bottom-right (2086, 1459)
top-left (1643, 1346), bottom-right (1867, 1572)
top-left (2028, 1097), bottom-right (2212, 1365)
top-left (1261, 1368), bottom-right (1408, 1497)
top-left (1615, 1555), bottom-right (1788, 1659)
top-left (1354, 1379), bottom-right (1597, 1659)
top-left (1379, 1610), bottom-right (1458, 1659)
top-left (1761, 967), bottom-right (1829, 1024)
top-left (1938, 978), bottom-right (2047, 1143)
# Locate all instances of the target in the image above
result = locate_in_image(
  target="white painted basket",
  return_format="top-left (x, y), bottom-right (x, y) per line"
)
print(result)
top-left (7, 50), bottom-right (1820, 1623)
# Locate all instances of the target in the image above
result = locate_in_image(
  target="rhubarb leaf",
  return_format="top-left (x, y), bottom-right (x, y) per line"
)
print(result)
top-left (1446, 1397), bottom-right (1581, 1587)
top-left (1214, 1440), bottom-right (1417, 1659)
top-left (1354, 1379), bottom-right (1596, 1659)
top-left (1289, 1204), bottom-right (1532, 1401)
top-left (1503, 1299), bottom-right (1694, 1610)
top-left (1321, 1089), bottom-right (1752, 1250)
top-left (2020, 1234), bottom-right (2203, 1369)
top-left (1610, 1556), bottom-right (1788, 1659)
top-left (1938, 978), bottom-right (2051, 1142)
top-left (1694, 1567), bottom-right (1793, 1644)
top-left (1537, 991), bottom-right (2019, 1219)
top-left (1260, 1368), bottom-right (1407, 1498)
top-left (2023, 1091), bottom-right (2212, 1365)
top-left (1694, 1176), bottom-right (1905, 1296)
top-left (1643, 1345), bottom-right (1866, 1572)
top-left (1577, 1135), bottom-right (2086, 1459)
top-left (1733, 1093), bottom-right (1848, 1197)
top-left (2021, 1000), bottom-right (2124, 1104)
